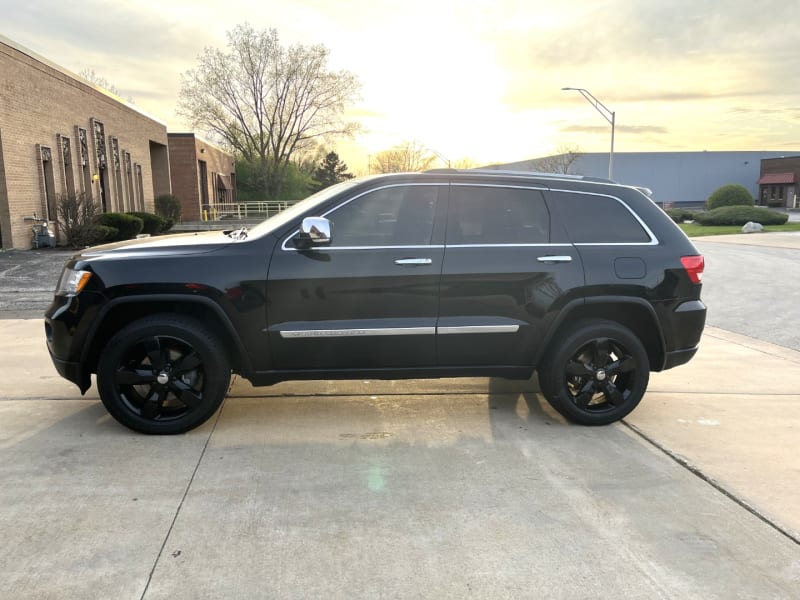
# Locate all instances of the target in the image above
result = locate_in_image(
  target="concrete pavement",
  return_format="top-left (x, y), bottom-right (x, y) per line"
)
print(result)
top-left (1, 319), bottom-right (799, 598)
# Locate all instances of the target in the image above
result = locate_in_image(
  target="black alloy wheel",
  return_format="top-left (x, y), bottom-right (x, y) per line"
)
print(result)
top-left (539, 320), bottom-right (649, 425)
top-left (97, 315), bottom-right (230, 434)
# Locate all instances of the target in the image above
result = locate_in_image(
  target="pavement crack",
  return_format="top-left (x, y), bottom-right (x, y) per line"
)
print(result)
top-left (622, 420), bottom-right (800, 548)
top-left (139, 401), bottom-right (225, 599)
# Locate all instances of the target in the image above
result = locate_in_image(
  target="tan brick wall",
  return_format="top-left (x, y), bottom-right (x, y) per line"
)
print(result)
top-left (0, 38), bottom-right (169, 249)
top-left (168, 133), bottom-right (235, 222)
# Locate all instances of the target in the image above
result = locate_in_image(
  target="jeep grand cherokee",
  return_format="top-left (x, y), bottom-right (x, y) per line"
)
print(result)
top-left (45, 170), bottom-right (706, 434)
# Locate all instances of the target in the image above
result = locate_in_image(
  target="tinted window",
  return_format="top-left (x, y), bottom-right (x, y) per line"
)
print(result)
top-left (555, 192), bottom-right (650, 243)
top-left (447, 186), bottom-right (549, 244)
top-left (327, 185), bottom-right (438, 247)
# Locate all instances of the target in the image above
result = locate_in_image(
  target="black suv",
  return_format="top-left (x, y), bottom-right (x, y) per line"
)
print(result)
top-left (45, 170), bottom-right (706, 434)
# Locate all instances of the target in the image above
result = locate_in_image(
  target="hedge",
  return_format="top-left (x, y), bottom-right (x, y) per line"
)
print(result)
top-left (693, 206), bottom-right (788, 226)
top-left (664, 208), bottom-right (697, 223)
top-left (96, 213), bottom-right (144, 241)
top-left (127, 211), bottom-right (170, 235)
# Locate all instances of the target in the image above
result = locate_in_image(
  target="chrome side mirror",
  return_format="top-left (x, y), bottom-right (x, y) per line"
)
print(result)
top-left (294, 217), bottom-right (332, 248)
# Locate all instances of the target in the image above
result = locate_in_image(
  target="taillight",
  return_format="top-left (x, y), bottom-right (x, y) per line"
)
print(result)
top-left (680, 255), bottom-right (704, 284)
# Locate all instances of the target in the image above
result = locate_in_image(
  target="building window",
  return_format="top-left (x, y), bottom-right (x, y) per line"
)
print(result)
top-left (124, 151), bottom-right (134, 211)
top-left (40, 145), bottom-right (56, 222)
top-left (59, 134), bottom-right (76, 197)
top-left (111, 137), bottom-right (122, 211)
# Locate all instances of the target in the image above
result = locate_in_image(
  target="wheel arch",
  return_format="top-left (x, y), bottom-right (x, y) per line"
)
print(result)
top-left (536, 297), bottom-right (666, 371)
top-left (80, 295), bottom-right (251, 379)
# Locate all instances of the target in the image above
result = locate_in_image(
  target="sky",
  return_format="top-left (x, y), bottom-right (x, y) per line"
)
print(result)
top-left (2, 0), bottom-right (800, 174)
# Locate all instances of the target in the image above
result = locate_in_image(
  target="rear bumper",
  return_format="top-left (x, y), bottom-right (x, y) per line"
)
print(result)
top-left (663, 345), bottom-right (699, 370)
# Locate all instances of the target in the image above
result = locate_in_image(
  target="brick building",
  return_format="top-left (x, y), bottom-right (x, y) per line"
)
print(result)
top-left (757, 157), bottom-right (800, 208)
top-left (167, 133), bottom-right (236, 221)
top-left (0, 35), bottom-right (171, 249)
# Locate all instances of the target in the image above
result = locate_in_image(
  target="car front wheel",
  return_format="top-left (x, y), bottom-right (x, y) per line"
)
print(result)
top-left (539, 320), bottom-right (649, 425)
top-left (96, 314), bottom-right (231, 434)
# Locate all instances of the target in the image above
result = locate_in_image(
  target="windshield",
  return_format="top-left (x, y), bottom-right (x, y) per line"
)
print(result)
top-left (247, 179), bottom-right (361, 239)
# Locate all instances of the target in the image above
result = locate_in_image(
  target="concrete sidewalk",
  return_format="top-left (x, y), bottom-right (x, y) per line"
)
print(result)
top-left (696, 230), bottom-right (800, 250)
top-left (1, 319), bottom-right (799, 598)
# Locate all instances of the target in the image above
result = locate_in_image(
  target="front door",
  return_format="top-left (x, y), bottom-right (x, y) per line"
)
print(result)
top-left (266, 183), bottom-right (446, 371)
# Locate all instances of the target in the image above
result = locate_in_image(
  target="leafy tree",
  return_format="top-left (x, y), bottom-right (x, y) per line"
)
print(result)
top-left (371, 140), bottom-right (437, 173)
top-left (178, 24), bottom-right (361, 199)
top-left (312, 152), bottom-right (354, 191)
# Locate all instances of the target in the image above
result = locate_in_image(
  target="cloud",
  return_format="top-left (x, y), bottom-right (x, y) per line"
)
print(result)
top-left (562, 124), bottom-right (668, 135)
top-left (496, 0), bottom-right (800, 111)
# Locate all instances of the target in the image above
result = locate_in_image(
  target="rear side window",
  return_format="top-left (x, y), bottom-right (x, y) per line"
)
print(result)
top-left (447, 186), bottom-right (549, 245)
top-left (554, 192), bottom-right (651, 243)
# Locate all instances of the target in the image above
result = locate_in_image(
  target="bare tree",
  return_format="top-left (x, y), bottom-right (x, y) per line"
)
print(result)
top-left (79, 68), bottom-right (134, 103)
top-left (452, 157), bottom-right (478, 170)
top-left (178, 24), bottom-right (361, 198)
top-left (371, 140), bottom-right (437, 173)
top-left (529, 144), bottom-right (583, 174)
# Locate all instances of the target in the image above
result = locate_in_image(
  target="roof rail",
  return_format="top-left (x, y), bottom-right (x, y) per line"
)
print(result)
top-left (423, 167), bottom-right (616, 184)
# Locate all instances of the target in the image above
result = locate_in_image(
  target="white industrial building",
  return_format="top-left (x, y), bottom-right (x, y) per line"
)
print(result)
top-left (487, 151), bottom-right (800, 206)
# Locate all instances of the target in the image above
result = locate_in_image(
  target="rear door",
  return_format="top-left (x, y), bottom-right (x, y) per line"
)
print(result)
top-left (437, 183), bottom-right (585, 367)
top-left (266, 182), bottom-right (446, 370)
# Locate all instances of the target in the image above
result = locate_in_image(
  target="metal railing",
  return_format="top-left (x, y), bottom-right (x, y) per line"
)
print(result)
top-left (201, 201), bottom-right (291, 221)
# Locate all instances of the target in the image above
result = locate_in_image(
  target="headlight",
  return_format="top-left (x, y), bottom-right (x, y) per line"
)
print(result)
top-left (55, 268), bottom-right (92, 296)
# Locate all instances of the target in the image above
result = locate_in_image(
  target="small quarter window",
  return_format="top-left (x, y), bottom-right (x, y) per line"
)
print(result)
top-left (555, 192), bottom-right (650, 243)
top-left (447, 186), bottom-right (549, 245)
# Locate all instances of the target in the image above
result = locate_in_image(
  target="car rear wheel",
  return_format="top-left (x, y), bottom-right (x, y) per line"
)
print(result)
top-left (539, 320), bottom-right (649, 425)
top-left (97, 315), bottom-right (231, 434)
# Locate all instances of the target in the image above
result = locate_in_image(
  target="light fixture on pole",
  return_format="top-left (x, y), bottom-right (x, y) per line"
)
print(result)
top-left (562, 87), bottom-right (615, 180)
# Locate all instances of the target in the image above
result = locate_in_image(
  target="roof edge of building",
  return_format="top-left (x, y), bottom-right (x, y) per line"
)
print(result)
top-left (0, 33), bottom-right (167, 128)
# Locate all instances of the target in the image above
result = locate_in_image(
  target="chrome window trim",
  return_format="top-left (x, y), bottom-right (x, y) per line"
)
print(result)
top-left (281, 182), bottom-right (448, 252)
top-left (285, 244), bottom-right (445, 252)
top-left (548, 188), bottom-right (660, 246)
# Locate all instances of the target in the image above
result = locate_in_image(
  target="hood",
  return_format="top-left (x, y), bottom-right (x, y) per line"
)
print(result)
top-left (75, 230), bottom-right (237, 261)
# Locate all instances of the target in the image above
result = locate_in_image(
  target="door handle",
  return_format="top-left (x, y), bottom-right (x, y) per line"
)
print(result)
top-left (537, 255), bottom-right (573, 263)
top-left (394, 258), bottom-right (433, 266)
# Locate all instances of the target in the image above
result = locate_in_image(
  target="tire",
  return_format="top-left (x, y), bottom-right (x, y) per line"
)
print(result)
top-left (538, 320), bottom-right (649, 426)
top-left (97, 314), bottom-right (231, 434)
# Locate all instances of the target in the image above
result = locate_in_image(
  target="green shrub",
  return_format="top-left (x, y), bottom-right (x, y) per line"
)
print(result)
top-left (694, 206), bottom-right (788, 226)
top-left (127, 211), bottom-right (169, 235)
top-left (706, 184), bottom-right (754, 210)
top-left (96, 213), bottom-right (144, 241)
top-left (664, 207), bottom-right (697, 223)
top-left (91, 225), bottom-right (119, 242)
top-left (155, 194), bottom-right (182, 224)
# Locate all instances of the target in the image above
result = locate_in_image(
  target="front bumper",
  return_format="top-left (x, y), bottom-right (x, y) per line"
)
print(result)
top-left (47, 350), bottom-right (90, 393)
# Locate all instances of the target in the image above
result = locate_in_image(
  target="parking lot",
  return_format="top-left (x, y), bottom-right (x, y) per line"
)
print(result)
top-left (1, 235), bottom-right (799, 598)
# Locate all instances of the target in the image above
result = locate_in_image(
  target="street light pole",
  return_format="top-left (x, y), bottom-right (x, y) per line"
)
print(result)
top-left (562, 87), bottom-right (616, 180)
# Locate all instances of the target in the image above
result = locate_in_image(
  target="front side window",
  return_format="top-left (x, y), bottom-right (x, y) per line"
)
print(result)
top-left (327, 185), bottom-right (439, 247)
top-left (447, 186), bottom-right (550, 245)
top-left (554, 192), bottom-right (651, 243)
